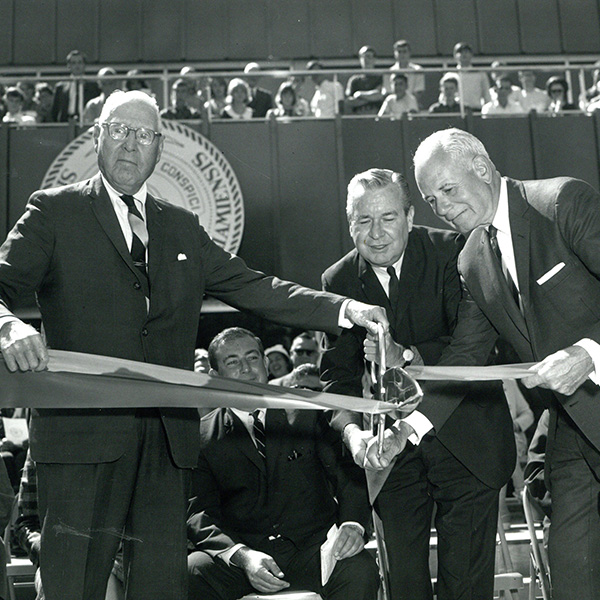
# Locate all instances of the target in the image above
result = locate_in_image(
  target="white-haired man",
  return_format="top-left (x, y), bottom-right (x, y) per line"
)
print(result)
top-left (0, 90), bottom-right (387, 599)
top-left (410, 127), bottom-right (600, 600)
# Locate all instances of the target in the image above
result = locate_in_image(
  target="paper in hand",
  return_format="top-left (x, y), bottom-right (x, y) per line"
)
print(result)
top-left (320, 524), bottom-right (339, 586)
top-left (2, 417), bottom-right (28, 446)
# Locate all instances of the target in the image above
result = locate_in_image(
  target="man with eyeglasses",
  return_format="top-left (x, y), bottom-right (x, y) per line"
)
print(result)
top-left (0, 90), bottom-right (388, 600)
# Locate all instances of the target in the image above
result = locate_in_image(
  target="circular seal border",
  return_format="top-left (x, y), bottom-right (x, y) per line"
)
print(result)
top-left (41, 121), bottom-right (245, 254)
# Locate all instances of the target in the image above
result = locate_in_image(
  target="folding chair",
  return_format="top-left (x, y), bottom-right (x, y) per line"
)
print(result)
top-left (522, 485), bottom-right (551, 600)
top-left (494, 515), bottom-right (525, 600)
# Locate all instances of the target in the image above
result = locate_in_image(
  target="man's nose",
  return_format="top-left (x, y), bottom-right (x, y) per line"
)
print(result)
top-left (369, 220), bottom-right (384, 238)
top-left (123, 130), bottom-right (138, 151)
top-left (239, 358), bottom-right (251, 374)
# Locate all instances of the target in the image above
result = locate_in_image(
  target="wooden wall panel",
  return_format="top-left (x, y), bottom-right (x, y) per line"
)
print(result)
top-left (309, 0), bottom-right (353, 58)
top-left (13, 0), bottom-right (56, 65)
top-left (227, 0), bottom-right (268, 60)
top-left (558, 0), bottom-right (600, 53)
top-left (268, 0), bottom-right (310, 60)
top-left (350, 0), bottom-right (394, 57)
top-left (391, 0), bottom-right (437, 57)
top-left (0, 0), bottom-right (14, 65)
top-left (98, 0), bottom-right (142, 63)
top-left (142, 0), bottom-right (183, 62)
top-left (434, 0), bottom-right (479, 56)
top-left (476, 0), bottom-right (521, 55)
top-left (184, 0), bottom-right (228, 61)
top-left (516, 0), bottom-right (562, 54)
top-left (56, 0), bottom-right (98, 64)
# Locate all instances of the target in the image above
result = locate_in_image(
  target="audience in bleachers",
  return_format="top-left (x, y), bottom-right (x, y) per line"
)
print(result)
top-left (448, 42), bottom-right (491, 111)
top-left (428, 73), bottom-right (460, 113)
top-left (243, 62), bottom-right (274, 118)
top-left (515, 69), bottom-right (550, 113)
top-left (124, 69), bottom-right (152, 96)
top-left (16, 80), bottom-right (37, 113)
top-left (82, 67), bottom-right (120, 123)
top-left (307, 60), bottom-right (344, 118)
top-left (266, 81), bottom-right (310, 118)
top-left (2, 87), bottom-right (37, 125)
top-left (160, 78), bottom-right (202, 120)
top-left (204, 76), bottom-right (229, 119)
top-left (482, 75), bottom-right (524, 116)
top-left (545, 75), bottom-right (578, 112)
top-left (221, 78), bottom-right (253, 120)
top-left (378, 72), bottom-right (419, 117)
top-left (344, 46), bottom-right (385, 115)
top-left (383, 39), bottom-right (425, 109)
top-left (270, 332), bottom-right (321, 387)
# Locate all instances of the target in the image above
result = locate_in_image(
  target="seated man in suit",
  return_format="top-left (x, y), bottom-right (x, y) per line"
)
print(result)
top-left (187, 327), bottom-right (379, 600)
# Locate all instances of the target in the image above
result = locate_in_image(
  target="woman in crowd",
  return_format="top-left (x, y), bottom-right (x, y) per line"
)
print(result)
top-left (221, 78), bottom-right (253, 119)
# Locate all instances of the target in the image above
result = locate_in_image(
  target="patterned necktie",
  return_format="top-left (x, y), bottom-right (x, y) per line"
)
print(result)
top-left (251, 410), bottom-right (266, 460)
top-left (120, 195), bottom-right (148, 276)
top-left (489, 225), bottom-right (521, 310)
top-left (387, 265), bottom-right (400, 310)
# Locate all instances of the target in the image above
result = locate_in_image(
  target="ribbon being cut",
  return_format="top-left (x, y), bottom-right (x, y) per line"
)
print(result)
top-left (0, 349), bottom-right (536, 412)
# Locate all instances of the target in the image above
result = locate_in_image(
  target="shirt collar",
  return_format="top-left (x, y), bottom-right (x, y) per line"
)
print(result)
top-left (100, 172), bottom-right (147, 208)
top-left (491, 177), bottom-right (509, 235)
top-left (370, 253), bottom-right (404, 279)
top-left (231, 407), bottom-right (265, 423)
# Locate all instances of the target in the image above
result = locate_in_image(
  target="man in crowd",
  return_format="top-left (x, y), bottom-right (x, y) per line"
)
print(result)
top-left (384, 39), bottom-right (425, 109)
top-left (51, 49), bottom-right (100, 122)
top-left (0, 89), bottom-right (386, 600)
top-left (160, 77), bottom-right (202, 121)
top-left (243, 62), bottom-right (274, 118)
top-left (344, 46), bottom-right (385, 115)
top-left (34, 83), bottom-right (54, 123)
top-left (411, 127), bottom-right (600, 600)
top-left (307, 60), bottom-right (344, 118)
top-left (516, 69), bottom-right (550, 113)
top-left (270, 332), bottom-right (321, 387)
top-left (481, 75), bottom-right (523, 115)
top-left (321, 168), bottom-right (515, 600)
top-left (82, 67), bottom-right (121, 123)
top-left (187, 327), bottom-right (379, 600)
top-left (448, 42), bottom-right (490, 111)
top-left (428, 74), bottom-right (460, 113)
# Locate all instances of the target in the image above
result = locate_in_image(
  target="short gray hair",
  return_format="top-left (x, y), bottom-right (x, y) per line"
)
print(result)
top-left (346, 168), bottom-right (412, 222)
top-left (413, 128), bottom-right (490, 172)
top-left (98, 90), bottom-right (161, 129)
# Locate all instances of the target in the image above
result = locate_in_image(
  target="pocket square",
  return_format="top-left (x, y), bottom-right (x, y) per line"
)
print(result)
top-left (536, 262), bottom-right (565, 285)
top-left (177, 253), bottom-right (187, 261)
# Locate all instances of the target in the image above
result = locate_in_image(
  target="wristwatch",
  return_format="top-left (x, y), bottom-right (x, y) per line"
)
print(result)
top-left (402, 347), bottom-right (415, 367)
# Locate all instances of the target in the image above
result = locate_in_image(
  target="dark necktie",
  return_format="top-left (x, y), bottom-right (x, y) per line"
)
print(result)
top-left (251, 410), bottom-right (266, 460)
top-left (387, 266), bottom-right (400, 309)
top-left (489, 225), bottom-right (521, 310)
top-left (120, 195), bottom-right (148, 275)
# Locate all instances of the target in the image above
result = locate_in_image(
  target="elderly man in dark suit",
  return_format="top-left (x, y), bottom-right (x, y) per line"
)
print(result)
top-left (187, 327), bottom-right (379, 600)
top-left (51, 49), bottom-right (100, 122)
top-left (321, 169), bottom-right (515, 600)
top-left (0, 90), bottom-right (387, 600)
top-left (411, 127), bottom-right (600, 600)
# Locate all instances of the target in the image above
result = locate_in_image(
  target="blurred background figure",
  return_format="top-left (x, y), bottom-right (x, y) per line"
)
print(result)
top-left (307, 60), bottom-right (344, 118)
top-left (82, 67), bottom-right (120, 123)
top-left (516, 69), bottom-right (549, 113)
top-left (160, 78), bottom-right (202, 120)
top-left (546, 75), bottom-right (577, 112)
top-left (345, 45), bottom-right (384, 115)
top-left (450, 41), bottom-right (490, 111)
top-left (378, 72), bottom-right (419, 117)
top-left (16, 80), bottom-right (37, 113)
top-left (194, 348), bottom-right (210, 374)
top-left (266, 81), bottom-right (310, 118)
top-left (290, 332), bottom-right (320, 368)
top-left (264, 344), bottom-right (292, 380)
top-left (287, 363), bottom-right (323, 391)
top-left (2, 87), bottom-right (36, 125)
top-left (428, 74), bottom-right (460, 113)
top-left (124, 69), bottom-right (153, 96)
top-left (221, 77), bottom-right (253, 119)
top-left (243, 62), bottom-right (274, 118)
top-left (34, 83), bottom-right (55, 123)
top-left (204, 76), bottom-right (228, 119)
top-left (384, 39), bottom-right (425, 109)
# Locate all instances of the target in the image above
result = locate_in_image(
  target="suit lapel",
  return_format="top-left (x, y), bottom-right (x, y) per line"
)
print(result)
top-left (226, 409), bottom-right (267, 475)
top-left (358, 255), bottom-right (393, 323)
top-left (145, 194), bottom-right (165, 284)
top-left (88, 174), bottom-right (139, 278)
top-left (394, 237), bottom-right (419, 332)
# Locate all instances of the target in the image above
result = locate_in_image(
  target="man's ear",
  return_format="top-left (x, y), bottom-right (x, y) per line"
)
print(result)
top-left (92, 123), bottom-right (101, 153)
top-left (472, 155), bottom-right (492, 183)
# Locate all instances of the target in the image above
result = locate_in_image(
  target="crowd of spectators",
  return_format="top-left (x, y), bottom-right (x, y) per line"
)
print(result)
top-left (2, 43), bottom-right (600, 128)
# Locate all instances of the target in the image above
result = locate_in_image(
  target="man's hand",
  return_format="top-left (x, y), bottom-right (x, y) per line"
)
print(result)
top-left (231, 547), bottom-right (290, 593)
top-left (522, 345), bottom-right (593, 396)
top-left (363, 421), bottom-right (414, 470)
top-left (345, 301), bottom-right (389, 336)
top-left (343, 424), bottom-right (375, 468)
top-left (364, 331), bottom-right (404, 367)
top-left (0, 319), bottom-right (48, 372)
top-left (333, 523), bottom-right (365, 560)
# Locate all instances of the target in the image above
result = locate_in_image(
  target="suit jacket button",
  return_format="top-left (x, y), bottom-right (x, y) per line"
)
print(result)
top-left (133, 281), bottom-right (141, 290)
top-left (141, 328), bottom-right (148, 336)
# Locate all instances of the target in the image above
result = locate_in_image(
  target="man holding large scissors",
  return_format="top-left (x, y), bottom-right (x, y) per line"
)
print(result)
top-left (321, 168), bottom-right (515, 600)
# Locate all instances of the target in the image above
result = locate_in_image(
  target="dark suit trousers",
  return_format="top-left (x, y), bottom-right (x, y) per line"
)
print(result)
top-left (374, 435), bottom-right (499, 600)
top-left (188, 537), bottom-right (379, 600)
top-left (548, 411), bottom-right (600, 600)
top-left (36, 410), bottom-right (188, 600)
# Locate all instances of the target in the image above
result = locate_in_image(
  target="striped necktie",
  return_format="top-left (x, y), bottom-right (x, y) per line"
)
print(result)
top-left (489, 225), bottom-right (521, 310)
top-left (251, 410), bottom-right (266, 460)
top-left (120, 194), bottom-right (148, 277)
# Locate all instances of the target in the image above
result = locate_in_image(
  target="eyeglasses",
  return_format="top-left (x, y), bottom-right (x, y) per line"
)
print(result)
top-left (101, 122), bottom-right (162, 146)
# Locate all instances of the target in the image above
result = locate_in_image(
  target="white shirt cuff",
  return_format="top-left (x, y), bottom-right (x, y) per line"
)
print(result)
top-left (0, 315), bottom-right (20, 331)
top-left (574, 338), bottom-right (600, 385)
top-left (398, 411), bottom-right (434, 445)
top-left (338, 299), bottom-right (353, 329)
top-left (218, 543), bottom-right (245, 566)
top-left (340, 521), bottom-right (365, 536)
